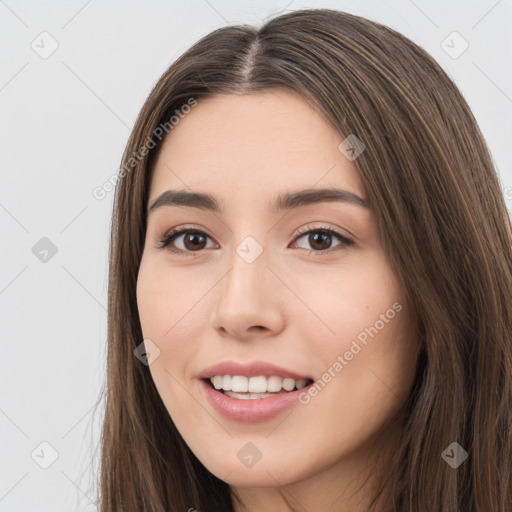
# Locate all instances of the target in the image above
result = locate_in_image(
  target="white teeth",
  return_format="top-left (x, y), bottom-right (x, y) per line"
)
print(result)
top-left (231, 375), bottom-right (249, 392)
top-left (222, 375), bottom-right (232, 391)
top-left (224, 391), bottom-right (276, 400)
top-left (209, 375), bottom-right (310, 394)
top-left (282, 378), bottom-right (295, 391)
top-left (248, 376), bottom-right (267, 393)
top-left (212, 375), bottom-right (223, 390)
top-left (266, 376), bottom-right (283, 392)
top-left (295, 379), bottom-right (307, 389)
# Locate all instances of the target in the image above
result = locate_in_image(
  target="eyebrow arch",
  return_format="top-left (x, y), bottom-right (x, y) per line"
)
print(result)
top-left (148, 187), bottom-right (369, 215)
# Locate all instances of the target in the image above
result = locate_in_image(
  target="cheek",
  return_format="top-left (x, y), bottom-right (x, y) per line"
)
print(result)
top-left (290, 252), bottom-right (404, 346)
top-left (136, 254), bottom-right (216, 399)
top-left (136, 255), bottom-right (204, 340)
top-left (295, 254), bottom-right (416, 408)
top-left (136, 257), bottom-right (202, 420)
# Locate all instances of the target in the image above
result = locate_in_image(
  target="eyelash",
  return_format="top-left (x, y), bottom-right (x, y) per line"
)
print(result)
top-left (157, 223), bottom-right (354, 257)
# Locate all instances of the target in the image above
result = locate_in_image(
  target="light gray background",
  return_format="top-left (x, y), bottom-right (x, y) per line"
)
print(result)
top-left (1, 0), bottom-right (511, 510)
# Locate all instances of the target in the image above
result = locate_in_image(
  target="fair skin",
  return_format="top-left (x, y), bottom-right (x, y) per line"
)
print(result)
top-left (136, 89), bottom-right (420, 512)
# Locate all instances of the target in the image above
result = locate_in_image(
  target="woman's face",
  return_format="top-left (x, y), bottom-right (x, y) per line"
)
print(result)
top-left (136, 89), bottom-right (419, 492)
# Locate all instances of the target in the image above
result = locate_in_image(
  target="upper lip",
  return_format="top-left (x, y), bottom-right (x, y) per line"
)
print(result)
top-left (198, 360), bottom-right (313, 381)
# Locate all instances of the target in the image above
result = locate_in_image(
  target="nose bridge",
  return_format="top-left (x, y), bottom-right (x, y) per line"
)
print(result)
top-left (222, 234), bottom-right (269, 302)
top-left (211, 232), bottom-right (284, 336)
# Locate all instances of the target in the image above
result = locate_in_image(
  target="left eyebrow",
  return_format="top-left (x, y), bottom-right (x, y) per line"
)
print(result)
top-left (148, 187), bottom-right (369, 215)
top-left (270, 187), bottom-right (368, 212)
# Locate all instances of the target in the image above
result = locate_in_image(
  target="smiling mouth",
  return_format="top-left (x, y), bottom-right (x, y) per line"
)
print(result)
top-left (203, 375), bottom-right (314, 400)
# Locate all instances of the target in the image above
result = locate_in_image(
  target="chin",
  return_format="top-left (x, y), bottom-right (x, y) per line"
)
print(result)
top-left (201, 452), bottom-right (311, 488)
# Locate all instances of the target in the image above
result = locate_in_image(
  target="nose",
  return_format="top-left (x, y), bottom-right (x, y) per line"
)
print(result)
top-left (209, 246), bottom-right (285, 340)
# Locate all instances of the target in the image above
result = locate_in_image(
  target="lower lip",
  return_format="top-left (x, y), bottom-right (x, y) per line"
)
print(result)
top-left (199, 379), bottom-right (310, 423)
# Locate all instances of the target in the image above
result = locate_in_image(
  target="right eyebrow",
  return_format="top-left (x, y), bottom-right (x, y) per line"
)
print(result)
top-left (148, 189), bottom-right (221, 213)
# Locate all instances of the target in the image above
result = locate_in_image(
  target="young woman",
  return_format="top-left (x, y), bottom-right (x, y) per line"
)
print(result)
top-left (95, 8), bottom-right (512, 512)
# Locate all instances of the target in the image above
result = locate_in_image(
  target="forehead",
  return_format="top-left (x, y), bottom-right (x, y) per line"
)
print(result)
top-left (150, 89), bottom-right (366, 206)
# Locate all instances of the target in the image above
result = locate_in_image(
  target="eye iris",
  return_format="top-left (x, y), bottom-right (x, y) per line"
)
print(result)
top-left (309, 232), bottom-right (331, 250)
top-left (184, 232), bottom-right (207, 251)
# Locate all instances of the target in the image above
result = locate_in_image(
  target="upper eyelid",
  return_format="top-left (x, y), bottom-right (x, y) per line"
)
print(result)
top-left (161, 223), bottom-right (348, 239)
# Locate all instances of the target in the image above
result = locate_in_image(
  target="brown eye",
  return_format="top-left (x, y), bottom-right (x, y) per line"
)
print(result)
top-left (159, 228), bottom-right (215, 254)
top-left (305, 232), bottom-right (334, 251)
top-left (181, 232), bottom-right (208, 251)
top-left (293, 226), bottom-right (353, 255)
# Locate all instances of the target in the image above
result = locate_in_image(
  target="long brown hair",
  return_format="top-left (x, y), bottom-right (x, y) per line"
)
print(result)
top-left (94, 8), bottom-right (512, 511)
